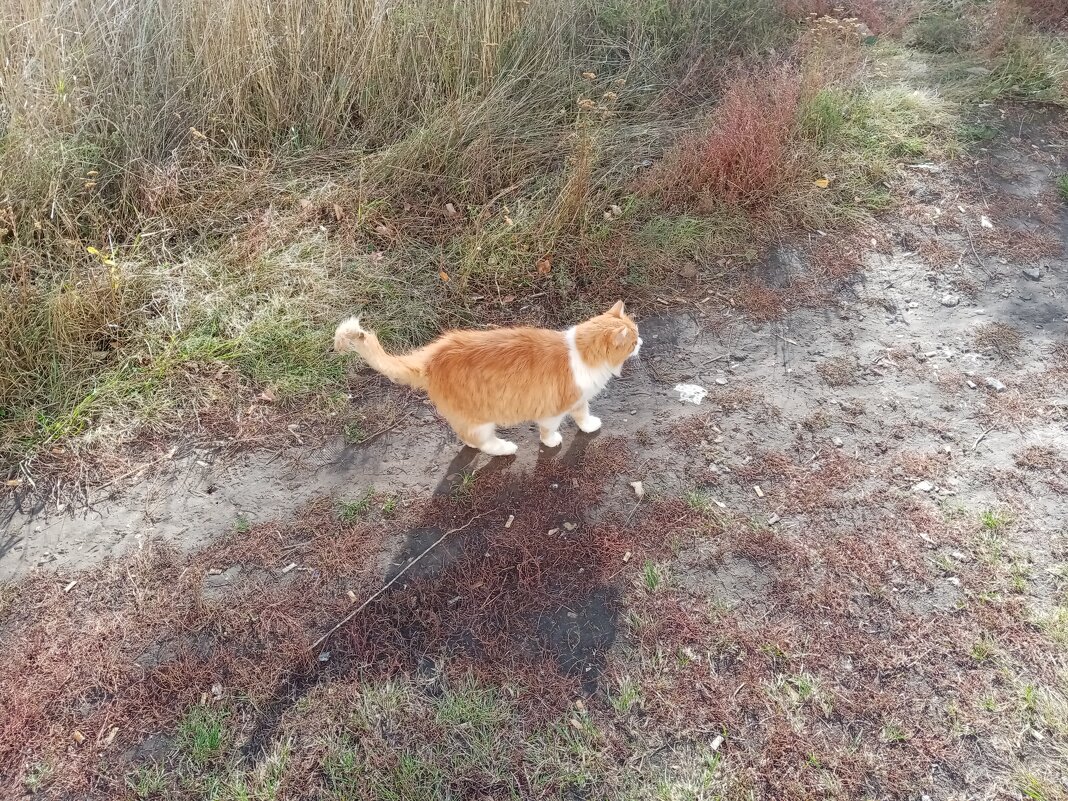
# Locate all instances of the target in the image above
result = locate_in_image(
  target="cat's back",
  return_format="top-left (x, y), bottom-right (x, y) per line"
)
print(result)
top-left (423, 325), bottom-right (579, 420)
top-left (427, 326), bottom-right (569, 373)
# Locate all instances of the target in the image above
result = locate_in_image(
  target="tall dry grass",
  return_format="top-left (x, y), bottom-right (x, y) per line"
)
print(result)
top-left (1, 0), bottom-right (797, 468)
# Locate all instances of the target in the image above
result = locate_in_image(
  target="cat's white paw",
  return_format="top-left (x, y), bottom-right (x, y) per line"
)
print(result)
top-left (577, 415), bottom-right (602, 433)
top-left (480, 438), bottom-right (518, 457)
top-left (541, 431), bottom-right (563, 448)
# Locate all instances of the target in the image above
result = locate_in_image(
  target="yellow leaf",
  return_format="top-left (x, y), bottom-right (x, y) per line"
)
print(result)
top-left (86, 246), bottom-right (101, 256)
top-left (813, 178), bottom-right (830, 188)
top-left (439, 270), bottom-right (450, 282)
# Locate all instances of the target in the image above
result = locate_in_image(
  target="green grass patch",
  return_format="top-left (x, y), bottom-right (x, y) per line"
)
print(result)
top-left (176, 704), bottom-right (231, 769)
top-left (1056, 175), bottom-right (1068, 202)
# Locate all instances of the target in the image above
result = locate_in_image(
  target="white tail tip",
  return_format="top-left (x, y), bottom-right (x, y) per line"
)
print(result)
top-left (334, 316), bottom-right (368, 351)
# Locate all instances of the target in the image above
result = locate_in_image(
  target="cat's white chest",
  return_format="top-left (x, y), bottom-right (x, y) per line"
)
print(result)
top-left (564, 327), bottom-right (615, 401)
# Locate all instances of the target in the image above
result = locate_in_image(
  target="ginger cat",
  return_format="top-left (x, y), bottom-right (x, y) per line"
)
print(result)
top-left (334, 301), bottom-right (642, 455)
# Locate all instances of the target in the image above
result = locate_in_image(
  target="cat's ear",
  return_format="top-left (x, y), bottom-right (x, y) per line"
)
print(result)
top-left (608, 300), bottom-right (625, 317)
top-left (612, 326), bottom-right (629, 346)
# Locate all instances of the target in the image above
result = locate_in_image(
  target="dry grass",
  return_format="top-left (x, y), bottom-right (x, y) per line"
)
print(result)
top-left (973, 322), bottom-right (1025, 360)
top-left (0, 0), bottom-right (966, 476)
top-left (817, 354), bottom-right (861, 386)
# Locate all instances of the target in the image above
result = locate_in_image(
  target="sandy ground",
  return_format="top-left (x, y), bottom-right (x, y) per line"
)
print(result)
top-left (1, 102), bottom-right (1066, 798)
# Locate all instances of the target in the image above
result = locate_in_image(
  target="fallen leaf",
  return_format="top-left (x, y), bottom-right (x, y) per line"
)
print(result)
top-left (257, 388), bottom-right (275, 403)
top-left (813, 177), bottom-right (830, 188)
top-left (563, 522), bottom-right (577, 531)
top-left (439, 270), bottom-right (450, 282)
top-left (72, 730), bottom-right (86, 745)
top-left (536, 256), bottom-right (553, 274)
top-left (299, 198), bottom-right (312, 210)
top-left (581, 71), bottom-right (597, 79)
top-left (570, 718), bottom-right (583, 730)
top-left (5, 479), bottom-right (21, 488)
top-left (332, 203), bottom-right (344, 221)
top-left (100, 726), bottom-right (119, 748)
top-left (445, 203), bottom-right (458, 217)
top-left (500, 294), bottom-right (516, 305)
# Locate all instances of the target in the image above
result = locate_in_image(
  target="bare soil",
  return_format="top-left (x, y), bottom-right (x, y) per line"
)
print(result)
top-left (2, 103), bottom-right (1066, 799)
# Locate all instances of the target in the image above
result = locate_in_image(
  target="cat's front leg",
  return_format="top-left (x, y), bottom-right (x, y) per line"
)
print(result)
top-left (570, 401), bottom-right (602, 433)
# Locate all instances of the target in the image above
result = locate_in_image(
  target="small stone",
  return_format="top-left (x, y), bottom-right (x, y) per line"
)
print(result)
top-left (966, 380), bottom-right (977, 389)
top-left (563, 522), bottom-right (577, 531)
top-left (714, 376), bottom-right (728, 386)
top-left (940, 293), bottom-right (960, 307)
top-left (913, 480), bottom-right (934, 493)
top-left (832, 437), bottom-right (844, 448)
top-left (1023, 266), bottom-right (1042, 281)
top-left (984, 376), bottom-right (1007, 393)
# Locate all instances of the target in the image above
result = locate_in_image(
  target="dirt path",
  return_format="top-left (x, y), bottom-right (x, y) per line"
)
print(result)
top-left (5, 104), bottom-right (1065, 585)
top-left (2, 104), bottom-right (1066, 798)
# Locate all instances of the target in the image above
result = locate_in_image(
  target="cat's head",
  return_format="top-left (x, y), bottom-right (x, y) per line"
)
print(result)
top-left (577, 300), bottom-right (642, 376)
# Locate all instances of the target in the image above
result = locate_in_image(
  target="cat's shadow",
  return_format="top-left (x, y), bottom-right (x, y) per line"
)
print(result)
top-left (431, 427), bottom-right (600, 496)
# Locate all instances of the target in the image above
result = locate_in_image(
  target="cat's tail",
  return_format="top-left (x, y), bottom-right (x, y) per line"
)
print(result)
top-left (334, 317), bottom-right (428, 389)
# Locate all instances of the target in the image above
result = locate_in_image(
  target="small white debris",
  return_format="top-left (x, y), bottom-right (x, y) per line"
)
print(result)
top-left (947, 576), bottom-right (961, 586)
top-left (281, 562), bottom-right (298, 574)
top-left (711, 735), bottom-right (724, 751)
top-left (984, 376), bottom-right (1007, 393)
top-left (674, 383), bottom-right (707, 404)
top-left (753, 485), bottom-right (764, 498)
top-left (980, 215), bottom-right (994, 229)
top-left (714, 376), bottom-right (728, 386)
top-left (913, 480), bottom-right (934, 493)
top-left (623, 551), bottom-right (632, 563)
top-left (713, 499), bottom-right (726, 509)
top-left (563, 522), bottom-right (577, 531)
top-left (211, 682), bottom-right (223, 699)
top-left (940, 294), bottom-right (960, 308)
top-left (445, 202), bottom-right (458, 217)
top-left (832, 437), bottom-right (844, 448)
top-left (767, 514), bottom-right (780, 525)
top-left (629, 481), bottom-right (645, 500)
top-left (62, 580), bottom-right (78, 593)
top-left (318, 651), bottom-right (331, 663)
top-left (548, 528), bottom-right (560, 536)
top-left (505, 514), bottom-right (515, 529)
top-left (347, 590), bottom-right (358, 603)
top-left (966, 380), bottom-right (977, 389)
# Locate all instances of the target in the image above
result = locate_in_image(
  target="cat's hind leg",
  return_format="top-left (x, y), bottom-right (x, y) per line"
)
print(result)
top-left (457, 421), bottom-right (518, 457)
